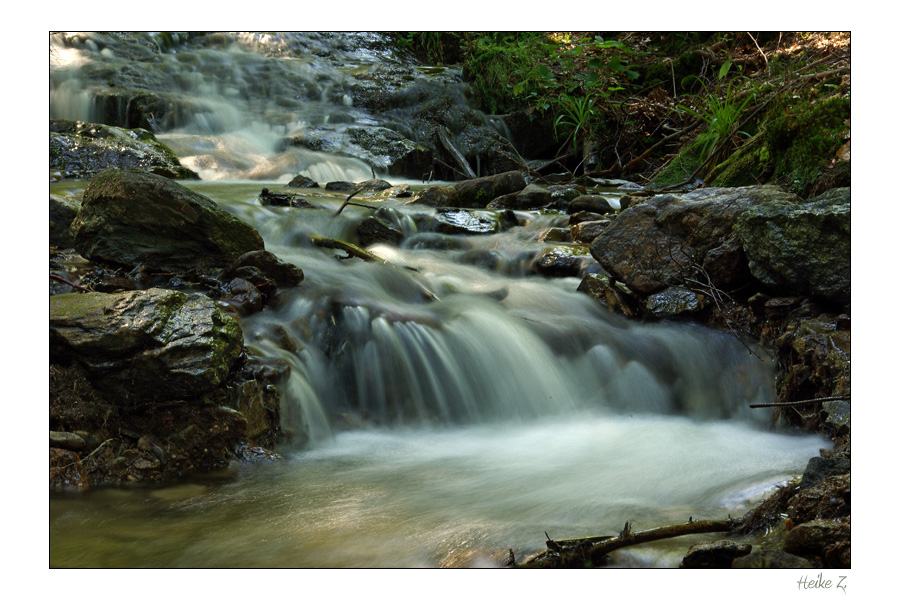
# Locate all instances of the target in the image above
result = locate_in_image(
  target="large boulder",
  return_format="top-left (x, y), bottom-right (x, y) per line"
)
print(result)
top-left (71, 169), bottom-right (265, 270)
top-left (590, 186), bottom-right (798, 295)
top-left (50, 288), bottom-right (243, 402)
top-left (736, 187), bottom-right (850, 304)
top-left (50, 119), bottom-right (198, 180)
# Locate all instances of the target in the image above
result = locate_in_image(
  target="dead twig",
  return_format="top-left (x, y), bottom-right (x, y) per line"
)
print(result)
top-left (50, 273), bottom-right (91, 292)
top-left (749, 395), bottom-right (849, 409)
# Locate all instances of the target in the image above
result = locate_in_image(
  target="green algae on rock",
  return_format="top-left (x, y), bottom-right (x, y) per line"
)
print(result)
top-left (71, 169), bottom-right (265, 270)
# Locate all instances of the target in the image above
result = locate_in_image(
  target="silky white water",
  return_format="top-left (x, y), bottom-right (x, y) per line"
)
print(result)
top-left (49, 33), bottom-right (827, 568)
top-left (49, 182), bottom-right (827, 567)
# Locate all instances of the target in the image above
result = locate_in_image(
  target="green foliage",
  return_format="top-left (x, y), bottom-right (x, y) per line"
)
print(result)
top-left (553, 93), bottom-right (596, 154)
top-left (677, 59), bottom-right (754, 168)
top-left (461, 33), bottom-right (549, 114)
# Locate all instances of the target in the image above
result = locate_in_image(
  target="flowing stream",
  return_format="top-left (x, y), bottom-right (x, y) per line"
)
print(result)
top-left (48, 33), bottom-right (827, 568)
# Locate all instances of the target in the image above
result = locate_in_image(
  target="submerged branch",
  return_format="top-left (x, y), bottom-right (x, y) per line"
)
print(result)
top-left (530, 518), bottom-right (733, 567)
top-left (310, 234), bottom-right (387, 263)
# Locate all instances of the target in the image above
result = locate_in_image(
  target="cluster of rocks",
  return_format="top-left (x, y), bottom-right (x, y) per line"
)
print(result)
top-left (50, 169), bottom-right (306, 490)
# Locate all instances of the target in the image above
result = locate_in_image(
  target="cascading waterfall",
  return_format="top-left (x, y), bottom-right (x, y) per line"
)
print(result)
top-left (49, 32), bottom-right (828, 568)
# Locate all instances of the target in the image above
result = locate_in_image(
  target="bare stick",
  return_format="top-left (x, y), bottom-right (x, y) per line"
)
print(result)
top-left (750, 395), bottom-right (849, 409)
top-left (50, 273), bottom-right (90, 292)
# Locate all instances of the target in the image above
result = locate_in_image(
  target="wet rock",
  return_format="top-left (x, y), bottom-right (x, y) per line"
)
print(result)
top-left (567, 195), bottom-right (616, 215)
top-left (569, 220), bottom-right (610, 243)
top-left (798, 457), bottom-right (850, 491)
top-left (259, 187), bottom-right (314, 208)
top-left (432, 208), bottom-right (499, 235)
top-left (514, 184), bottom-right (552, 209)
top-left (325, 181), bottom-right (355, 191)
top-left (681, 540), bottom-right (752, 568)
top-left (232, 441), bottom-right (283, 463)
top-left (533, 246), bottom-right (592, 278)
top-left (458, 248), bottom-right (504, 271)
top-left (223, 277), bottom-right (264, 315)
top-left (346, 126), bottom-right (432, 179)
top-left (484, 191), bottom-right (519, 210)
top-left (644, 285), bottom-right (709, 319)
top-left (223, 250), bottom-right (304, 287)
top-left (50, 119), bottom-right (198, 180)
top-left (407, 185), bottom-right (459, 208)
top-left (732, 549), bottom-right (813, 568)
top-left (821, 400), bottom-right (850, 435)
top-left (774, 313), bottom-right (851, 410)
top-left (569, 210), bottom-right (606, 225)
top-left (577, 273), bottom-right (641, 319)
top-left (50, 288), bottom-right (243, 402)
top-left (548, 185), bottom-right (586, 204)
top-left (50, 194), bottom-right (82, 247)
top-left (737, 187), bottom-right (850, 303)
top-left (456, 124), bottom-right (525, 177)
top-left (402, 232), bottom-right (471, 251)
top-left (453, 171), bottom-right (527, 208)
top-left (384, 184), bottom-right (412, 198)
top-left (788, 473), bottom-right (850, 525)
top-left (537, 227), bottom-right (569, 243)
top-left (357, 215), bottom-right (404, 246)
top-left (71, 169), bottom-right (264, 271)
top-left (783, 519), bottom-right (850, 566)
top-left (286, 174), bottom-right (320, 188)
top-left (618, 193), bottom-right (646, 211)
top-left (50, 431), bottom-right (86, 452)
top-left (591, 186), bottom-right (796, 295)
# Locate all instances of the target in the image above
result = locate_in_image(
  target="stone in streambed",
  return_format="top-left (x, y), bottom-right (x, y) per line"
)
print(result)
top-left (50, 288), bottom-right (243, 402)
top-left (357, 216), bottom-right (404, 246)
top-left (736, 187), bottom-right (850, 303)
top-left (591, 185), bottom-right (796, 295)
top-left (453, 171), bottom-right (526, 208)
top-left (71, 170), bottom-right (265, 271)
top-left (681, 540), bottom-right (752, 568)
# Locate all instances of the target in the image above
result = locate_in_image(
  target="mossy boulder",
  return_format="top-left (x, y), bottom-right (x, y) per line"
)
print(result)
top-left (590, 185), bottom-right (798, 295)
top-left (50, 119), bottom-right (198, 180)
top-left (736, 187), bottom-right (850, 303)
top-left (50, 288), bottom-right (243, 402)
top-left (71, 169), bottom-right (265, 270)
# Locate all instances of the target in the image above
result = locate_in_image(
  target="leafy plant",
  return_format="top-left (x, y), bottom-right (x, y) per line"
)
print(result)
top-left (677, 59), bottom-right (754, 165)
top-left (553, 93), bottom-right (596, 152)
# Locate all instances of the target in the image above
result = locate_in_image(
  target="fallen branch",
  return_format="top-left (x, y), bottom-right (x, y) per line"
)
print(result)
top-left (50, 273), bottom-right (91, 292)
top-left (750, 395), bottom-right (849, 409)
top-left (310, 234), bottom-right (387, 263)
top-left (310, 234), bottom-right (439, 302)
top-left (533, 518), bottom-right (733, 567)
top-left (436, 126), bottom-right (477, 179)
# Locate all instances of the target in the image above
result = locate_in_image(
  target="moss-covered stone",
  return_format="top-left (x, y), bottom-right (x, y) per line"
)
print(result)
top-left (50, 288), bottom-right (243, 402)
top-left (49, 119), bottom-right (198, 180)
top-left (71, 169), bottom-right (264, 270)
